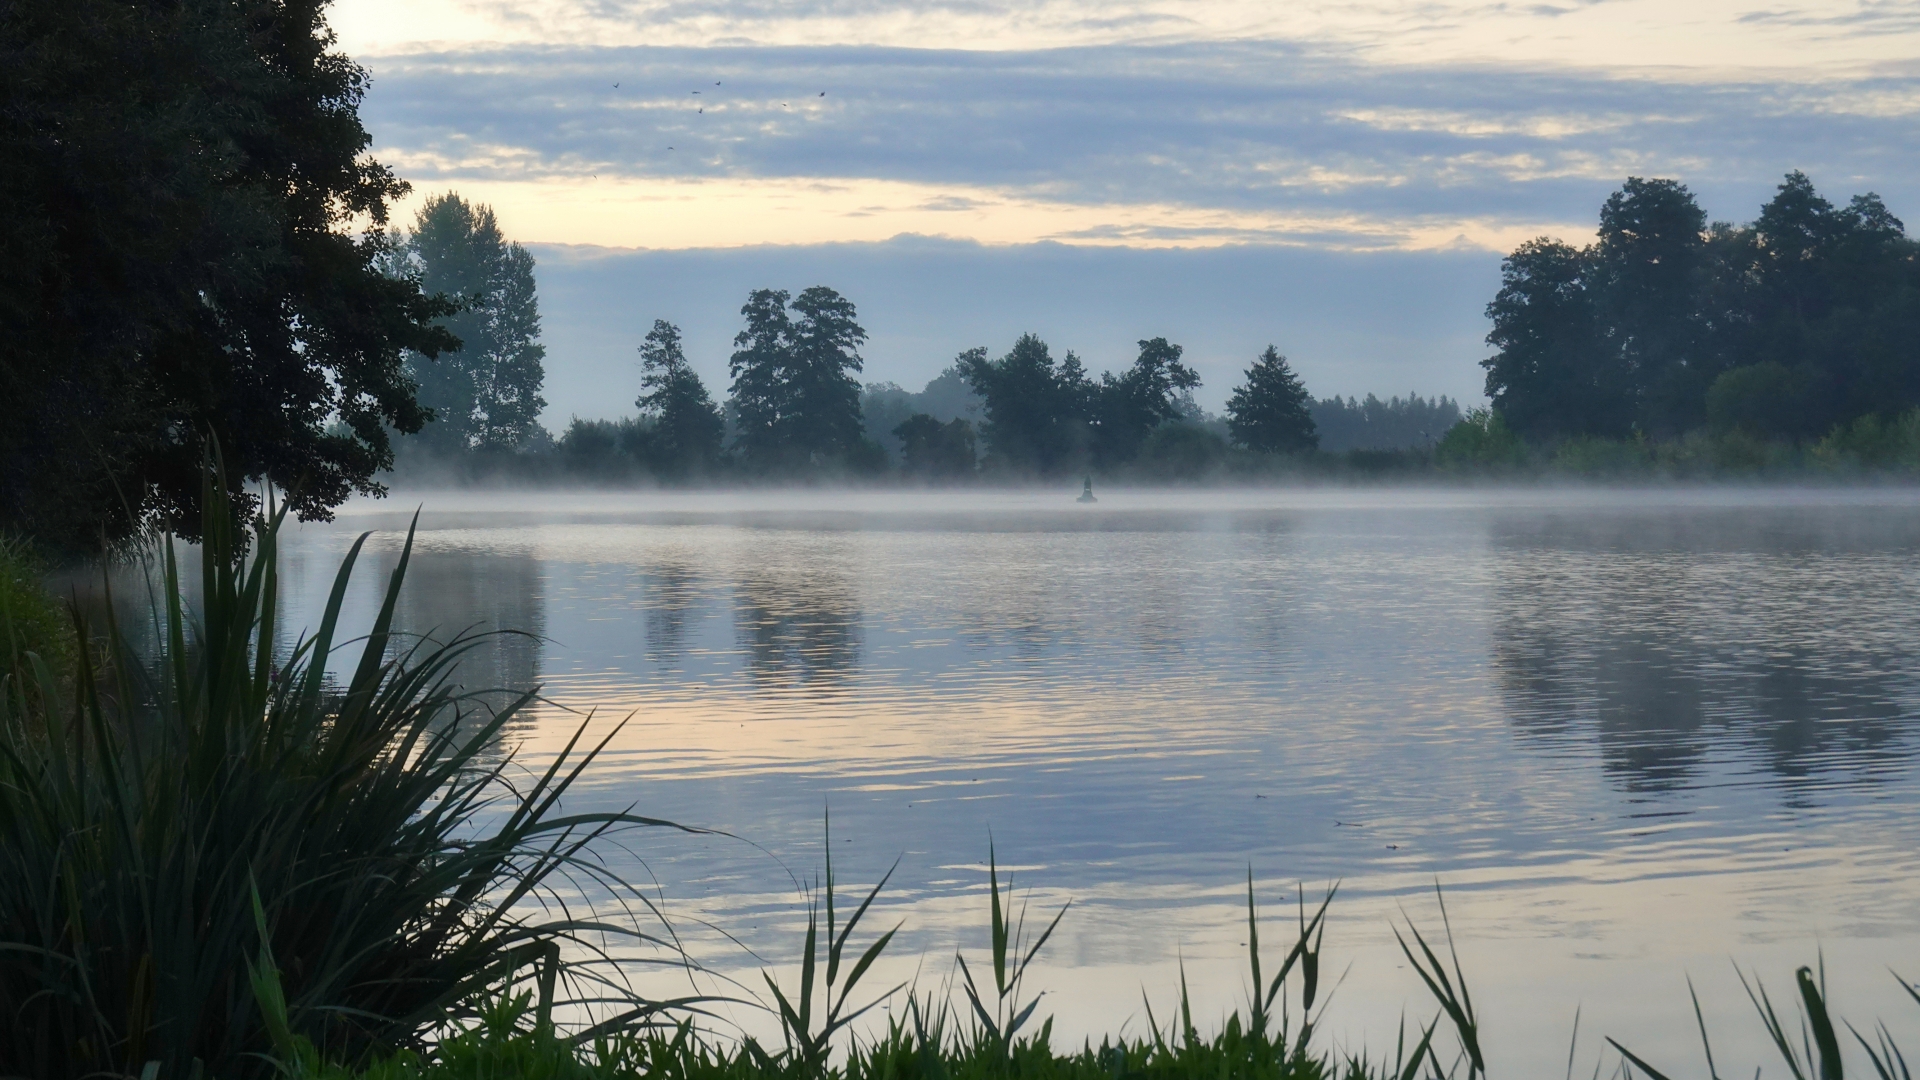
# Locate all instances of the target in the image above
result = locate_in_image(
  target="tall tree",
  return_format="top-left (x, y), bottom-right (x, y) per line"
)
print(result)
top-left (636, 319), bottom-right (724, 477)
top-left (725, 286), bottom-right (870, 470)
top-left (1591, 177), bottom-right (1712, 434)
top-left (955, 334), bottom-right (1093, 475)
top-left (0, 0), bottom-right (454, 550)
top-left (727, 288), bottom-right (793, 468)
top-left (1092, 337), bottom-right (1202, 466)
top-left (1481, 239), bottom-right (1629, 439)
top-left (1227, 347), bottom-right (1318, 453)
top-left (403, 194), bottom-right (548, 453)
top-left (784, 286), bottom-right (870, 461)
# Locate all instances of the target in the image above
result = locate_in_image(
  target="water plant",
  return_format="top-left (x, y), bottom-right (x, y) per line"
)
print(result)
top-left (0, 467), bottom-right (695, 1079)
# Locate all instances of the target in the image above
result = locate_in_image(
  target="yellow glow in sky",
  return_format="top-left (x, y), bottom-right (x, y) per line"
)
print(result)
top-left (392, 174), bottom-right (1586, 253)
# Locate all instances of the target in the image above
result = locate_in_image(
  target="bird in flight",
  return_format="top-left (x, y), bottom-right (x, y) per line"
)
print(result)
top-left (698, 107), bottom-right (703, 113)
top-left (819, 91), bottom-right (825, 96)
top-left (612, 82), bottom-right (620, 88)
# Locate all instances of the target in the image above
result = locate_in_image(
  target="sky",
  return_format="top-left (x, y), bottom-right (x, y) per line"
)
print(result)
top-left (334, 0), bottom-right (1920, 418)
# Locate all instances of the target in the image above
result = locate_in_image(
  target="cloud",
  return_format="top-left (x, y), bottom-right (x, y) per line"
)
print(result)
top-left (332, 0), bottom-right (1920, 74)
top-left (362, 41), bottom-right (1920, 249)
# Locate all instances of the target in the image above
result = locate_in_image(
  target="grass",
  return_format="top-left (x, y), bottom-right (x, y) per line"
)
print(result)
top-left (0, 464), bottom-right (700, 1079)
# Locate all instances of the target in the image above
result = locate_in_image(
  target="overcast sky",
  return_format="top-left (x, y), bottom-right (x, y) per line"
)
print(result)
top-left (336, 0), bottom-right (1920, 417)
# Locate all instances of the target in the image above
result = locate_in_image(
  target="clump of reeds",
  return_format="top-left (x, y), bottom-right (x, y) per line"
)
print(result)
top-left (0, 466), bottom-right (692, 1079)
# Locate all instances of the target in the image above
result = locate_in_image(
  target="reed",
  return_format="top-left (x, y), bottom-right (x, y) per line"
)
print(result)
top-left (0, 465), bottom-right (696, 1079)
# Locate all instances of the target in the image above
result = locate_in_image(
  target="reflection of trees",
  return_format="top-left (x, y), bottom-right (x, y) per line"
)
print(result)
top-left (732, 561), bottom-right (861, 691)
top-left (644, 559), bottom-right (700, 663)
top-left (381, 548), bottom-right (545, 725)
top-left (1491, 517), bottom-right (1919, 797)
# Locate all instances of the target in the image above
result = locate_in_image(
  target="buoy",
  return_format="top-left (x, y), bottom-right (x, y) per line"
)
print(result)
top-left (1077, 476), bottom-right (1097, 503)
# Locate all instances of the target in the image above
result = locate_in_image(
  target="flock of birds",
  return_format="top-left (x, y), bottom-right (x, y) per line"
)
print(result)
top-left (603, 80), bottom-right (829, 154)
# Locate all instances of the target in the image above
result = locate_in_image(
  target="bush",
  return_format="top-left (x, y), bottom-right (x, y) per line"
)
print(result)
top-left (1435, 409), bottom-right (1528, 470)
top-left (0, 473), bottom-right (686, 1079)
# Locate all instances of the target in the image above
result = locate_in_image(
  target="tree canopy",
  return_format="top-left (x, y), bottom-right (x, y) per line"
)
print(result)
top-left (0, 0), bottom-right (454, 550)
top-left (1484, 172), bottom-right (1920, 444)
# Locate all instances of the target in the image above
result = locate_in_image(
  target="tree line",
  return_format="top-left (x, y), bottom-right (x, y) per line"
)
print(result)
top-left (1481, 171), bottom-right (1920, 447)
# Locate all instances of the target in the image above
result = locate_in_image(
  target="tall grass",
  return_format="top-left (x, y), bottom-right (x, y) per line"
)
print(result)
top-left (0, 468), bottom-right (695, 1079)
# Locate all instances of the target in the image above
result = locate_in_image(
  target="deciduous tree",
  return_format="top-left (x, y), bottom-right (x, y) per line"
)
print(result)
top-left (0, 0), bottom-right (454, 551)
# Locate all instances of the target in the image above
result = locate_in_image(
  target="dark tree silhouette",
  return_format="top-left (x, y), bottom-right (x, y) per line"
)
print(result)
top-left (403, 194), bottom-right (548, 453)
top-left (893, 414), bottom-right (977, 479)
top-left (1226, 346), bottom-right (1318, 454)
top-left (956, 334), bottom-right (1093, 476)
top-left (0, 0), bottom-right (454, 550)
top-left (725, 286), bottom-right (872, 471)
top-left (1482, 239), bottom-right (1628, 439)
top-left (1482, 172), bottom-right (1920, 445)
top-left (1091, 337), bottom-right (1202, 467)
top-left (636, 319), bottom-right (724, 477)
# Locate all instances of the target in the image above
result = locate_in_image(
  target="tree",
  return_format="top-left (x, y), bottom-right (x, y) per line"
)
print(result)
top-left (725, 286), bottom-right (872, 471)
top-left (955, 334), bottom-right (1093, 476)
top-left (403, 194), bottom-right (548, 453)
top-left (727, 288), bottom-right (793, 468)
top-left (785, 286), bottom-right (870, 461)
top-left (636, 319), bottom-right (724, 477)
top-left (1091, 337), bottom-right (1202, 467)
top-left (0, 0), bottom-right (455, 550)
top-left (1591, 177), bottom-right (1712, 434)
top-left (1227, 346), bottom-right (1318, 453)
top-left (893, 415), bottom-right (977, 479)
top-left (1481, 239), bottom-right (1630, 439)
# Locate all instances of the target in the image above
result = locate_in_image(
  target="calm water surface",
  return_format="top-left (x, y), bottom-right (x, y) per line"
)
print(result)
top-left (279, 487), bottom-right (1920, 1072)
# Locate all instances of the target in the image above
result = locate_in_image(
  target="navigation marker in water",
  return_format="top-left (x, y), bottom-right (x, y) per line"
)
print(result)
top-left (1077, 476), bottom-right (1097, 503)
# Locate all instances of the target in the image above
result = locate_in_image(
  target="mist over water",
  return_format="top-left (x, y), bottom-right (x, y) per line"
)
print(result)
top-left (276, 486), bottom-right (1920, 1072)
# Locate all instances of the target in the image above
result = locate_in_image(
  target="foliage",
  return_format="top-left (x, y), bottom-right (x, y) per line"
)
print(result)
top-left (1813, 409), bottom-right (1920, 470)
top-left (0, 537), bottom-right (74, 710)
top-left (0, 0), bottom-right (456, 552)
top-left (638, 320), bottom-right (727, 479)
top-left (728, 288), bottom-right (874, 473)
top-left (956, 336), bottom-right (1094, 477)
top-left (862, 369), bottom-right (984, 464)
top-left (1435, 408), bottom-right (1527, 470)
top-left (1483, 171), bottom-right (1920, 447)
top-left (1135, 424), bottom-right (1232, 481)
top-left (1227, 347), bottom-right (1319, 454)
top-left (1090, 338), bottom-right (1203, 468)
top-left (401, 194), bottom-right (550, 453)
top-left (0, 467), bottom-right (690, 1079)
top-left (894, 415), bottom-right (978, 480)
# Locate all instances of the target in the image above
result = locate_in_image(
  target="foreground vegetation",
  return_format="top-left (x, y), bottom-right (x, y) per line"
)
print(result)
top-left (4, 474), bottom-right (1918, 1079)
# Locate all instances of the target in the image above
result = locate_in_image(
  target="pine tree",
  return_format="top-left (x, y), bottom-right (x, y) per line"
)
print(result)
top-left (404, 194), bottom-right (548, 453)
top-left (725, 286), bottom-right (870, 470)
top-left (636, 319), bottom-right (724, 477)
top-left (1226, 346), bottom-right (1318, 454)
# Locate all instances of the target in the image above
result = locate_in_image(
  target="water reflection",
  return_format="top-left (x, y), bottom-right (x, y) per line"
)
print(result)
top-left (731, 536), bottom-right (861, 691)
top-left (1491, 510), bottom-right (1920, 796)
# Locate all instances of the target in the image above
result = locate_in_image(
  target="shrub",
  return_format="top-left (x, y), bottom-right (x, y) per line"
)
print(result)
top-left (0, 471), bottom-right (688, 1079)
